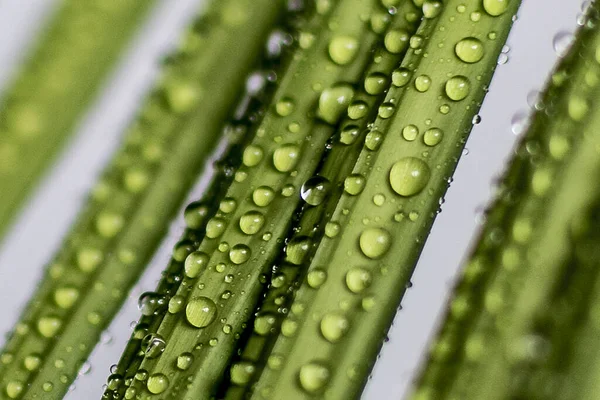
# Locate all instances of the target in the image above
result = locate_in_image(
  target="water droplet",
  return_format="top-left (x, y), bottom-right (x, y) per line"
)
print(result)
top-left (146, 373), bottom-right (169, 394)
top-left (230, 244), bottom-right (251, 264)
top-left (168, 295), bottom-right (185, 314)
top-left (275, 97), bottom-right (295, 117)
top-left (307, 268), bottom-right (328, 289)
top-left (123, 168), bottom-right (149, 194)
top-left (138, 292), bottom-right (165, 317)
top-left (365, 130), bottom-right (383, 151)
top-left (455, 37), bottom-right (484, 63)
top-left (402, 124), bottom-right (419, 141)
top-left (422, 1), bottom-right (442, 18)
top-left (344, 174), bottom-right (366, 195)
top-left (54, 286), bottom-right (79, 309)
top-left (184, 201), bottom-right (209, 230)
top-left (320, 313), bottom-right (350, 342)
top-left (346, 268), bottom-right (372, 293)
top-left (317, 85), bottom-right (355, 124)
top-left (364, 72), bottom-right (389, 95)
top-left (392, 68), bottom-right (411, 87)
top-left (5, 381), bottom-right (23, 398)
top-left (23, 354), bottom-right (42, 371)
top-left (301, 176), bottom-right (331, 206)
top-left (384, 29), bottom-right (410, 54)
top-left (185, 251), bottom-right (209, 278)
top-left (511, 111), bottom-right (529, 136)
top-left (176, 352), bottom-right (194, 370)
top-left (340, 125), bottom-right (360, 145)
top-left (239, 211), bottom-right (265, 235)
top-left (325, 221), bottom-right (340, 238)
top-left (144, 334), bottom-right (166, 359)
top-left (286, 236), bottom-right (312, 265)
top-left (347, 100), bottom-right (368, 120)
top-left (299, 362), bottom-right (330, 393)
top-left (186, 297), bottom-right (217, 328)
top-left (76, 247), bottom-right (103, 273)
top-left (378, 102), bottom-right (395, 118)
top-left (414, 75), bottom-right (432, 92)
top-left (230, 362), bottom-right (256, 385)
top-left (328, 36), bottom-right (359, 65)
top-left (254, 313), bottom-right (277, 335)
top-left (243, 145), bottom-right (264, 167)
top-left (553, 31), bottom-right (574, 57)
top-left (206, 218), bottom-right (226, 239)
top-left (423, 128), bottom-right (443, 146)
top-left (445, 75), bottom-right (471, 101)
top-left (389, 157), bottom-right (431, 196)
top-left (253, 186), bottom-right (275, 207)
top-left (273, 144), bottom-right (300, 172)
top-left (359, 228), bottom-right (392, 259)
top-left (483, 0), bottom-right (508, 16)
top-left (38, 315), bottom-right (62, 338)
top-left (568, 96), bottom-right (589, 121)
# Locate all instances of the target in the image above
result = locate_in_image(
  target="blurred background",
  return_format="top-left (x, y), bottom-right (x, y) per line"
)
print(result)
top-left (0, 0), bottom-right (583, 398)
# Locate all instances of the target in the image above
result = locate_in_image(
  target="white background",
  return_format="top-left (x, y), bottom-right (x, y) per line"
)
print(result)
top-left (0, 0), bottom-right (583, 399)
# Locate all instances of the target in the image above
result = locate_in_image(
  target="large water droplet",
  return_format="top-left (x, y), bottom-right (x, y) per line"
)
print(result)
top-left (242, 145), bottom-right (264, 167)
top-left (384, 29), bottom-right (410, 54)
top-left (455, 37), bottom-right (484, 63)
top-left (346, 268), bottom-right (372, 293)
top-left (445, 75), bottom-right (471, 101)
top-left (359, 228), bottom-right (392, 259)
top-left (553, 31), bottom-right (574, 57)
top-left (389, 157), bottom-right (431, 196)
top-left (299, 362), bottom-right (331, 393)
top-left (184, 251), bottom-right (209, 278)
top-left (146, 373), bottom-right (169, 394)
top-left (328, 36), bottom-right (359, 65)
top-left (317, 85), bottom-right (355, 124)
top-left (230, 244), bottom-right (251, 264)
top-left (230, 362), bottom-right (256, 385)
top-left (37, 315), bottom-right (62, 338)
top-left (54, 286), bottom-right (79, 309)
top-left (186, 297), bottom-right (217, 328)
top-left (252, 186), bottom-right (275, 207)
top-left (273, 144), bottom-right (300, 172)
top-left (483, 0), bottom-right (509, 16)
top-left (320, 312), bottom-right (350, 343)
top-left (301, 176), bottom-right (331, 206)
top-left (239, 211), bottom-right (265, 235)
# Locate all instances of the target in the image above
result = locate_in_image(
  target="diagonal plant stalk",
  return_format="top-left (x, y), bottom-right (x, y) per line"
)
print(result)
top-left (100, 12), bottom-right (304, 399)
top-left (411, 4), bottom-right (600, 399)
top-left (0, 1), bottom-right (286, 398)
top-left (109, 0), bottom-right (397, 398)
top-left (219, 2), bottom-right (423, 398)
top-left (0, 0), bottom-right (156, 241)
top-left (249, 1), bottom-right (522, 399)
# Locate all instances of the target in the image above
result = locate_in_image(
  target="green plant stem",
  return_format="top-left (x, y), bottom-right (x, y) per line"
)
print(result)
top-left (116, 1), bottom-right (392, 398)
top-left (220, 2), bottom-right (422, 398)
top-left (251, 1), bottom-right (522, 399)
top-left (0, 0), bottom-right (156, 241)
top-left (411, 5), bottom-right (600, 400)
top-left (0, 1), bottom-right (285, 399)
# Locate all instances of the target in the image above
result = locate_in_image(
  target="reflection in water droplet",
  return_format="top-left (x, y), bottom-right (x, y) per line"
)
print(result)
top-left (301, 176), bottom-right (331, 206)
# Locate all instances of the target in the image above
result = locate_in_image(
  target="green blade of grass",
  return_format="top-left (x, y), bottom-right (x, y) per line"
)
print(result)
top-left (0, 0), bottom-right (156, 241)
top-left (411, 5), bottom-right (600, 399)
top-left (0, 1), bottom-right (285, 398)
top-left (101, 14), bottom-right (303, 397)
top-left (112, 1), bottom-right (393, 398)
top-left (220, 2), bottom-right (423, 398)
top-left (250, 1), bottom-right (522, 399)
